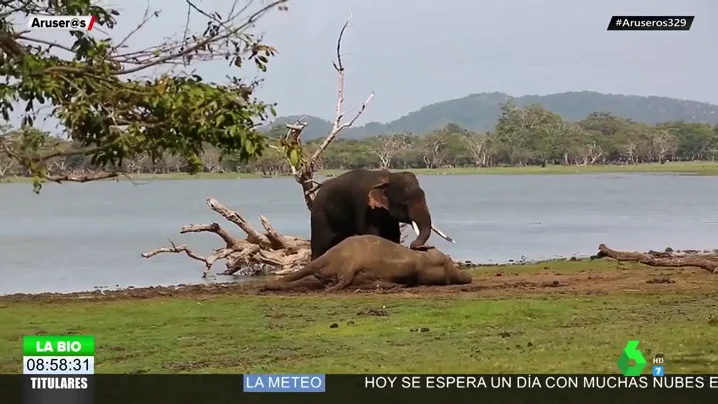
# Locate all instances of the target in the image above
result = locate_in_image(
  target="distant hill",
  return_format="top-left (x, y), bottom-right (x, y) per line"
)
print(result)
top-left (260, 91), bottom-right (718, 140)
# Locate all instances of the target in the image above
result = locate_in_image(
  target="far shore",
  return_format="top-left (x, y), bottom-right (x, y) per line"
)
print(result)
top-left (2, 161), bottom-right (718, 183)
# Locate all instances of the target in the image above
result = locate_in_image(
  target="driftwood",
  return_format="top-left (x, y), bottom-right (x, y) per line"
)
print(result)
top-left (142, 198), bottom-right (311, 277)
top-left (591, 243), bottom-right (718, 274)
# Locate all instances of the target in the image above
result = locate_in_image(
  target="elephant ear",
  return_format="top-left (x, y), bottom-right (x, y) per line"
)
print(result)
top-left (367, 180), bottom-right (390, 210)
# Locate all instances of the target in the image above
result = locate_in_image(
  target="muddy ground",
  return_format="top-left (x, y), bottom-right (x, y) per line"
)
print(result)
top-left (1, 261), bottom-right (713, 304)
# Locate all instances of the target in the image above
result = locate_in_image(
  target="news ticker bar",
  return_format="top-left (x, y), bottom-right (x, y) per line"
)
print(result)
top-left (607, 16), bottom-right (694, 31)
top-left (242, 373), bottom-right (718, 392)
top-left (5, 374), bottom-right (718, 404)
top-left (13, 374), bottom-right (718, 391)
top-left (14, 374), bottom-right (718, 392)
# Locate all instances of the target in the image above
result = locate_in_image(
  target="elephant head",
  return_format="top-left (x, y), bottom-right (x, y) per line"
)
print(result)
top-left (367, 172), bottom-right (433, 249)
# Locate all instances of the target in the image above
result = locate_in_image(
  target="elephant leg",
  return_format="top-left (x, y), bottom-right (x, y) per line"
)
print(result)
top-left (362, 224), bottom-right (383, 237)
top-left (365, 209), bottom-right (401, 244)
top-left (325, 270), bottom-right (358, 293)
top-left (381, 222), bottom-right (402, 244)
top-left (311, 213), bottom-right (341, 260)
top-left (351, 272), bottom-right (404, 290)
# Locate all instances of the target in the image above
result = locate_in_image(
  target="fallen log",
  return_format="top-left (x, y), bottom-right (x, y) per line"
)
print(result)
top-left (141, 198), bottom-right (311, 277)
top-left (590, 243), bottom-right (718, 274)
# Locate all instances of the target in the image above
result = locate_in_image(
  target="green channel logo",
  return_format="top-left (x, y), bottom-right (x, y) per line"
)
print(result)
top-left (617, 340), bottom-right (647, 376)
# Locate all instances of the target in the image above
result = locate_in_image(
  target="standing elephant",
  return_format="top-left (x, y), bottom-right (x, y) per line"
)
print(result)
top-left (309, 169), bottom-right (452, 260)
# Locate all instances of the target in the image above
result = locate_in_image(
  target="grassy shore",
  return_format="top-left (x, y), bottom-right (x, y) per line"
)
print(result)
top-left (321, 161), bottom-right (718, 177)
top-left (1, 259), bottom-right (716, 374)
top-left (3, 161), bottom-right (718, 184)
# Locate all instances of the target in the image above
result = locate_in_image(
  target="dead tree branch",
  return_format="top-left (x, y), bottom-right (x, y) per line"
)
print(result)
top-left (590, 244), bottom-right (718, 274)
top-left (142, 198), bottom-right (310, 277)
top-left (277, 15), bottom-right (374, 211)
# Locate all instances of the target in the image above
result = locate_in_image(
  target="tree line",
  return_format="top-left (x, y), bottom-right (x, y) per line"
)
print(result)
top-left (3, 102), bottom-right (718, 178)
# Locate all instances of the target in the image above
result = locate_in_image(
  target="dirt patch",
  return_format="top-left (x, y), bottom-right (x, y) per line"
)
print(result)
top-left (646, 277), bottom-right (675, 284)
top-left (357, 308), bottom-right (390, 316)
top-left (0, 266), bottom-right (714, 304)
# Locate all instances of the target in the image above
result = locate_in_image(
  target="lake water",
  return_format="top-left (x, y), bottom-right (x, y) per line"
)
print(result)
top-left (1, 174), bottom-right (717, 295)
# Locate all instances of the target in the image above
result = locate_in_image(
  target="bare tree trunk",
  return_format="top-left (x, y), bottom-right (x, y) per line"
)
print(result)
top-left (371, 133), bottom-right (411, 170)
top-left (270, 17), bottom-right (374, 211)
top-left (463, 133), bottom-right (488, 167)
top-left (0, 161), bottom-right (12, 177)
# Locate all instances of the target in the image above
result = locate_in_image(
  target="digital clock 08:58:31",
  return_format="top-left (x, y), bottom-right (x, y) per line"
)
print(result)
top-left (23, 356), bottom-right (95, 374)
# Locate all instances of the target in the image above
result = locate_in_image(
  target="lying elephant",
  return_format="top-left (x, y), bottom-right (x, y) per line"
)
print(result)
top-left (263, 234), bottom-right (472, 292)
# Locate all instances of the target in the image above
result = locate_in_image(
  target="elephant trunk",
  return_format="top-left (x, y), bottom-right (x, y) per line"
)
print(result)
top-left (408, 195), bottom-right (432, 247)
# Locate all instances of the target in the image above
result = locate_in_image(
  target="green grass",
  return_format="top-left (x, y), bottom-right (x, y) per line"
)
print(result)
top-left (3, 161), bottom-right (718, 184)
top-left (1, 260), bottom-right (716, 374)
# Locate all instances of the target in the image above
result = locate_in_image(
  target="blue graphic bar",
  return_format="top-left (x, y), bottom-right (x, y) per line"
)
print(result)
top-left (243, 374), bottom-right (326, 393)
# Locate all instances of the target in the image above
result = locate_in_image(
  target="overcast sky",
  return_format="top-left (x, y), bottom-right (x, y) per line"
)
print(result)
top-left (16, 0), bottom-right (718, 128)
top-left (250, 0), bottom-right (718, 123)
